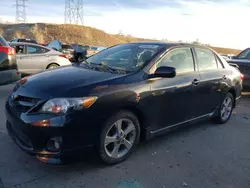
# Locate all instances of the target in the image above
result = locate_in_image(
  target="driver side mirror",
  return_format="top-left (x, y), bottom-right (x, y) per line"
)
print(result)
top-left (153, 66), bottom-right (176, 78)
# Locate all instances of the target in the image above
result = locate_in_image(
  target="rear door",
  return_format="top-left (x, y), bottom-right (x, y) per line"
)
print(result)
top-left (21, 45), bottom-right (50, 74)
top-left (194, 47), bottom-right (227, 116)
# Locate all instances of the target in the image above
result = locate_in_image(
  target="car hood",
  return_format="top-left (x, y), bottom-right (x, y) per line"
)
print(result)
top-left (20, 66), bottom-right (127, 98)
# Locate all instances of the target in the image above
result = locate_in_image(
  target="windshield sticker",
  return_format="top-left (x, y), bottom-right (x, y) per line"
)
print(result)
top-left (139, 45), bottom-right (159, 49)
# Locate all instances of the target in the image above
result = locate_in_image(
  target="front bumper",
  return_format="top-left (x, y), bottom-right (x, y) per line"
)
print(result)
top-left (5, 102), bottom-right (94, 164)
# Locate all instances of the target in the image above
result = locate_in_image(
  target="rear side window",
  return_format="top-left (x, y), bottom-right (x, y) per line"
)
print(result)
top-left (215, 55), bottom-right (224, 69)
top-left (0, 36), bottom-right (9, 47)
top-left (195, 48), bottom-right (217, 71)
top-left (27, 45), bottom-right (49, 54)
top-left (156, 48), bottom-right (195, 74)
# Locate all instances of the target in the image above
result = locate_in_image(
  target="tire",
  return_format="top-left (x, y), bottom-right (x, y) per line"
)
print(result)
top-left (213, 92), bottom-right (234, 124)
top-left (47, 63), bottom-right (59, 69)
top-left (98, 111), bottom-right (141, 165)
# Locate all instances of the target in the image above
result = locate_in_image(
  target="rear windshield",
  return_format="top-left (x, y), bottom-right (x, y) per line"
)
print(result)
top-left (0, 36), bottom-right (9, 47)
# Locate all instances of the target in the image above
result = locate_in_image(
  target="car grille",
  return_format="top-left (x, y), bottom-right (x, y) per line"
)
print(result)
top-left (12, 95), bottom-right (41, 113)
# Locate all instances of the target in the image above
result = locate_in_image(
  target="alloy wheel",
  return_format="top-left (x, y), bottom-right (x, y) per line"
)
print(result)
top-left (220, 96), bottom-right (233, 121)
top-left (104, 118), bottom-right (136, 159)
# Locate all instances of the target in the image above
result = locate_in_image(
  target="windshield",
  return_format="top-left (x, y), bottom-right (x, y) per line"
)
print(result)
top-left (85, 43), bottom-right (165, 72)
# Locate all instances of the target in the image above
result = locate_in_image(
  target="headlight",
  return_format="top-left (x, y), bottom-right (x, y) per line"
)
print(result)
top-left (39, 96), bottom-right (98, 114)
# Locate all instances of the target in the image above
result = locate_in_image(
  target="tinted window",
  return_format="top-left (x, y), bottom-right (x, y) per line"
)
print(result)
top-left (27, 45), bottom-right (49, 54)
top-left (195, 48), bottom-right (217, 70)
top-left (86, 43), bottom-right (165, 72)
top-left (12, 45), bottom-right (25, 54)
top-left (156, 48), bottom-right (195, 74)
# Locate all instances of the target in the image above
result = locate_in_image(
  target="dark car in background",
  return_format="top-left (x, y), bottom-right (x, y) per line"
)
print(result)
top-left (227, 48), bottom-right (250, 89)
top-left (87, 46), bottom-right (107, 57)
top-left (71, 44), bottom-right (87, 62)
top-left (0, 36), bottom-right (21, 86)
top-left (10, 38), bottom-right (38, 44)
top-left (5, 42), bottom-right (242, 165)
top-left (47, 40), bottom-right (75, 61)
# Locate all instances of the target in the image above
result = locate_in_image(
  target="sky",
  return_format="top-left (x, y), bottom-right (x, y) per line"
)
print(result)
top-left (0, 0), bottom-right (250, 49)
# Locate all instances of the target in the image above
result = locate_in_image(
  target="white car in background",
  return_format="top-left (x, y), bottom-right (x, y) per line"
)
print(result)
top-left (9, 42), bottom-right (72, 75)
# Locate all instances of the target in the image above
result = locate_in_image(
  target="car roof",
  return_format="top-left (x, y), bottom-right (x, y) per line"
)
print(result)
top-left (10, 42), bottom-right (51, 50)
top-left (127, 41), bottom-right (210, 48)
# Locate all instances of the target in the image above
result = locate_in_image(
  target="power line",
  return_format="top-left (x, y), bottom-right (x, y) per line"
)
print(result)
top-left (64, 0), bottom-right (84, 25)
top-left (14, 0), bottom-right (28, 23)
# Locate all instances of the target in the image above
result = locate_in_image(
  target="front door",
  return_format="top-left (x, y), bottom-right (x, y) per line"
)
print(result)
top-left (146, 47), bottom-right (202, 131)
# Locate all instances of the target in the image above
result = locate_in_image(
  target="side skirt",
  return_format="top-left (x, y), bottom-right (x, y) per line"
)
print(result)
top-left (145, 112), bottom-right (215, 140)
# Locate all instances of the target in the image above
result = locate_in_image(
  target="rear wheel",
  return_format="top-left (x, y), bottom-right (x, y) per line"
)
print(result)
top-left (98, 111), bottom-right (140, 165)
top-left (213, 92), bottom-right (234, 124)
top-left (47, 63), bottom-right (59, 69)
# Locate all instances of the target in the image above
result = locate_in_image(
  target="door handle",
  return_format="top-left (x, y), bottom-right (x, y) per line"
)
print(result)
top-left (192, 79), bottom-right (200, 86)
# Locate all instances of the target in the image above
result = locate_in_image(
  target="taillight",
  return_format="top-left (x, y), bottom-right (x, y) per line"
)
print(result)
top-left (0, 46), bottom-right (16, 56)
top-left (240, 73), bottom-right (244, 80)
top-left (59, 54), bottom-right (68, 59)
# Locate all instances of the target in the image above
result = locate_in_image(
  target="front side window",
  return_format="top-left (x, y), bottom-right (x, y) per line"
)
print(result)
top-left (195, 48), bottom-right (217, 71)
top-left (85, 43), bottom-right (165, 72)
top-left (156, 48), bottom-right (195, 74)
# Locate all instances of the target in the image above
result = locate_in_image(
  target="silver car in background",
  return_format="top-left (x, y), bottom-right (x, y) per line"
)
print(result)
top-left (9, 42), bottom-right (72, 75)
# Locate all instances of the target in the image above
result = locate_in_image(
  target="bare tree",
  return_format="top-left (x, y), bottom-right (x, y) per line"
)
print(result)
top-left (14, 30), bottom-right (24, 38)
top-left (30, 24), bottom-right (44, 43)
top-left (0, 28), bottom-right (3, 36)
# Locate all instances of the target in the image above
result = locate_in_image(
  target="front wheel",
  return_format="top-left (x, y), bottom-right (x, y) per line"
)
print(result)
top-left (213, 92), bottom-right (234, 124)
top-left (98, 111), bottom-right (140, 165)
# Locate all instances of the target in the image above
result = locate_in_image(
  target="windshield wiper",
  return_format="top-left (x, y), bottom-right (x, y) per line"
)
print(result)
top-left (81, 61), bottom-right (126, 74)
top-left (81, 60), bottom-right (93, 69)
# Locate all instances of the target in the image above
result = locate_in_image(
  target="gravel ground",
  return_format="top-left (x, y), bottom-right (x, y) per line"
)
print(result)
top-left (0, 84), bottom-right (250, 188)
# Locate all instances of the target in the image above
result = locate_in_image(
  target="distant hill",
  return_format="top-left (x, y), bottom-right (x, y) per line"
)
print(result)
top-left (0, 23), bottom-right (242, 55)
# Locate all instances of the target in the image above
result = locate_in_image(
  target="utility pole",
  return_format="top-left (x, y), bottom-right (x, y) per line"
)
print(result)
top-left (64, 0), bottom-right (84, 25)
top-left (15, 0), bottom-right (27, 23)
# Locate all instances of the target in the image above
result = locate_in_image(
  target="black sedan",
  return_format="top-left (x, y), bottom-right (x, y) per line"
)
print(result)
top-left (5, 42), bottom-right (242, 165)
top-left (227, 48), bottom-right (250, 89)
